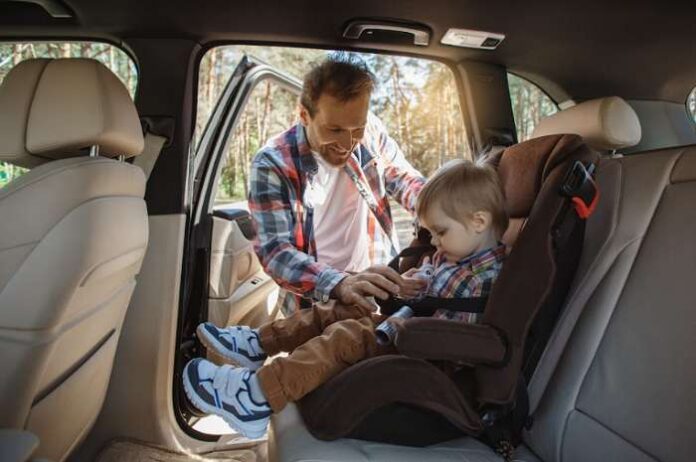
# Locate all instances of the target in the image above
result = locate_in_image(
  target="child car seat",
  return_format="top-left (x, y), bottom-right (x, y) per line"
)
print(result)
top-left (296, 134), bottom-right (600, 458)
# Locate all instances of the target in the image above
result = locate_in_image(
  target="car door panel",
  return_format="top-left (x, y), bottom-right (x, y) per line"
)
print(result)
top-left (190, 56), bottom-right (302, 330)
top-left (207, 212), bottom-right (278, 328)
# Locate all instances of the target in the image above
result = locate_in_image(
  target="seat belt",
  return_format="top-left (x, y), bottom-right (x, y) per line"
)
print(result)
top-left (133, 132), bottom-right (168, 179)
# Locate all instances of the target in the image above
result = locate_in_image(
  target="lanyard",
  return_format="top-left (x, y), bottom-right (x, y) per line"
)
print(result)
top-left (343, 150), bottom-right (396, 252)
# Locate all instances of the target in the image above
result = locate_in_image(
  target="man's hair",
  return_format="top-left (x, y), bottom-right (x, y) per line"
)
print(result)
top-left (416, 160), bottom-right (509, 238)
top-left (301, 52), bottom-right (376, 117)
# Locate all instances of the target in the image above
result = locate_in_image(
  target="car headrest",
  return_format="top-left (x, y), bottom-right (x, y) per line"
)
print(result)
top-left (496, 134), bottom-right (586, 218)
top-left (0, 58), bottom-right (144, 168)
top-left (531, 96), bottom-right (641, 151)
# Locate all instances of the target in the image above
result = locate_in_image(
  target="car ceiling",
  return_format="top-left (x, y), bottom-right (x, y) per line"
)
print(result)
top-left (1, 0), bottom-right (695, 104)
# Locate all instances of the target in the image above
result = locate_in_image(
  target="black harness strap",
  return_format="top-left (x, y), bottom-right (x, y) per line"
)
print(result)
top-left (377, 245), bottom-right (489, 316)
top-left (377, 296), bottom-right (488, 317)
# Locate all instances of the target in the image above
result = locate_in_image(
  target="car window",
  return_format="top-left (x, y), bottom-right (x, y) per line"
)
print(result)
top-left (507, 73), bottom-right (558, 142)
top-left (688, 87), bottom-right (696, 123)
top-left (213, 78), bottom-right (300, 208)
top-left (0, 42), bottom-right (137, 189)
top-left (198, 46), bottom-right (470, 251)
top-left (197, 46), bottom-right (470, 180)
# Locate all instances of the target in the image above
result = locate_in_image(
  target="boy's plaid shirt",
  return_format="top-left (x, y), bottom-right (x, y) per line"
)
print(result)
top-left (249, 113), bottom-right (425, 315)
top-left (429, 243), bottom-right (507, 323)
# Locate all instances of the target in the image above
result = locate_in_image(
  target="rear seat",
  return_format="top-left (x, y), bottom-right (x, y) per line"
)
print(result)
top-left (269, 99), bottom-right (696, 462)
top-left (526, 143), bottom-right (696, 462)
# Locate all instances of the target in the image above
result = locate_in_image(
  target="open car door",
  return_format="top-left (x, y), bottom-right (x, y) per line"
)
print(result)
top-left (178, 57), bottom-right (302, 431)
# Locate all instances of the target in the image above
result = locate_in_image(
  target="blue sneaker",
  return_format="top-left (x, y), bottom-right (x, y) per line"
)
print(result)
top-left (197, 322), bottom-right (267, 370)
top-left (183, 358), bottom-right (271, 439)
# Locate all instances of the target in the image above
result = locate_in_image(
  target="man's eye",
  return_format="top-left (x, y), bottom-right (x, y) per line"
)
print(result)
top-left (330, 128), bottom-right (342, 133)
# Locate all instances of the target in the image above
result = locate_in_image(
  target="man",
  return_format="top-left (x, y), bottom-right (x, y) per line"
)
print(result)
top-left (249, 53), bottom-right (425, 314)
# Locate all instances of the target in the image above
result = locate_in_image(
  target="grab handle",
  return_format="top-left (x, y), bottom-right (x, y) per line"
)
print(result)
top-left (343, 19), bottom-right (431, 46)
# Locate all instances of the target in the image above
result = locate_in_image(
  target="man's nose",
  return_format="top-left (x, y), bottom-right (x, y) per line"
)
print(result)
top-left (336, 131), bottom-right (353, 152)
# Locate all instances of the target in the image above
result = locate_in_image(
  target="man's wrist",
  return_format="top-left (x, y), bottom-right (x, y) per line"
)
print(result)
top-left (314, 267), bottom-right (348, 303)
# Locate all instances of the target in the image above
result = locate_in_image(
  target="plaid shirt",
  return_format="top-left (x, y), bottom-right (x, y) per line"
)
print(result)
top-left (249, 113), bottom-right (425, 314)
top-left (428, 243), bottom-right (507, 323)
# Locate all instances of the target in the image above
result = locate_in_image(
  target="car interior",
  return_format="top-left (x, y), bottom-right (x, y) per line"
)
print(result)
top-left (0, 1), bottom-right (694, 461)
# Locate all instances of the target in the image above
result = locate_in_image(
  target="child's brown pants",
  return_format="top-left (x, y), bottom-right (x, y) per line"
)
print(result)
top-left (256, 303), bottom-right (392, 412)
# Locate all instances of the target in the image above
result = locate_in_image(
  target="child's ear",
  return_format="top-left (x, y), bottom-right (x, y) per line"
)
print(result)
top-left (471, 211), bottom-right (492, 233)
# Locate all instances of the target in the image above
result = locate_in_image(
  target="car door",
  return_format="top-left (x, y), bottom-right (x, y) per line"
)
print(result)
top-left (186, 56), bottom-right (302, 336)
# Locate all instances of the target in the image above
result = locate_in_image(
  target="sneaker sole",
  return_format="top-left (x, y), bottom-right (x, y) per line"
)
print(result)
top-left (182, 363), bottom-right (269, 440)
top-left (196, 324), bottom-right (263, 370)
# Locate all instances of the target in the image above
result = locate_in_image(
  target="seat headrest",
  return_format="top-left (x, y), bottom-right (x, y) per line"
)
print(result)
top-left (531, 96), bottom-right (641, 151)
top-left (0, 58), bottom-right (144, 168)
top-left (496, 134), bottom-right (587, 218)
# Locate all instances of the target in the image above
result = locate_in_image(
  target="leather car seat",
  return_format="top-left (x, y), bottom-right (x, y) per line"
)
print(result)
top-left (0, 58), bottom-right (148, 461)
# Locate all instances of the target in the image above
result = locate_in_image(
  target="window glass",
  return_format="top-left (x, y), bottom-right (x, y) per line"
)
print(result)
top-left (214, 79), bottom-right (299, 206)
top-left (197, 46), bottom-right (470, 181)
top-left (507, 73), bottom-right (558, 142)
top-left (0, 42), bottom-right (137, 188)
top-left (198, 46), bottom-right (470, 250)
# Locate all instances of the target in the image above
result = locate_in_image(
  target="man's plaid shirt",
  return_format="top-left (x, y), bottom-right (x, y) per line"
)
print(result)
top-left (249, 113), bottom-right (425, 314)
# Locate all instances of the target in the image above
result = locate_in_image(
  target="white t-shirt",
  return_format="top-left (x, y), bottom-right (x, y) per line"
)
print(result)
top-left (306, 152), bottom-right (371, 273)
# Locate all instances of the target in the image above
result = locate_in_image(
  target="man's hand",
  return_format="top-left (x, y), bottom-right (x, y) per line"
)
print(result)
top-left (332, 265), bottom-right (426, 311)
top-left (399, 256), bottom-right (432, 299)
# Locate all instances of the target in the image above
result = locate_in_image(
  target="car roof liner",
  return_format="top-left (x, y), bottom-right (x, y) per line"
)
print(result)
top-left (1, 0), bottom-right (694, 104)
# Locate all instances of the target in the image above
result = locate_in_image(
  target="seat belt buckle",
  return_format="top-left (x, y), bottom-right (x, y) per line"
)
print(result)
top-left (560, 161), bottom-right (599, 219)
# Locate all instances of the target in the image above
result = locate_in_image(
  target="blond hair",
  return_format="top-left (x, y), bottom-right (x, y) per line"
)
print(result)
top-left (416, 160), bottom-right (508, 238)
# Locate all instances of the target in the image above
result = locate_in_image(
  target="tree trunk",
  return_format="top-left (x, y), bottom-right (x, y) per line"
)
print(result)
top-left (437, 88), bottom-right (444, 168)
top-left (259, 81), bottom-right (272, 143)
top-left (230, 137), bottom-right (238, 197)
top-left (206, 49), bottom-right (218, 115)
top-left (13, 44), bottom-right (24, 65)
top-left (241, 115), bottom-right (250, 197)
top-left (109, 46), bottom-right (116, 70)
top-left (391, 60), bottom-right (405, 153)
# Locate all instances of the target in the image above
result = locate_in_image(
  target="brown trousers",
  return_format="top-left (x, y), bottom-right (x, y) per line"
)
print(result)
top-left (255, 303), bottom-right (391, 412)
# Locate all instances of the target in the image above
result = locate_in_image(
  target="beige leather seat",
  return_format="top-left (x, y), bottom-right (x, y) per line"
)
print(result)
top-left (531, 96), bottom-right (642, 152)
top-left (0, 59), bottom-right (148, 461)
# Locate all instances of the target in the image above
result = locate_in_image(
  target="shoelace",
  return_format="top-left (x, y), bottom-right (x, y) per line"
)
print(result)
top-left (212, 364), bottom-right (247, 399)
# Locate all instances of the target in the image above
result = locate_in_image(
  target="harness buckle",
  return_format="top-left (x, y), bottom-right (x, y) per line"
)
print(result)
top-left (560, 161), bottom-right (599, 219)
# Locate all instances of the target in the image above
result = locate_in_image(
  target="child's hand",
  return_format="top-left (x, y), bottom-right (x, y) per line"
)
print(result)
top-left (398, 257), bottom-right (432, 299)
top-left (399, 277), bottom-right (426, 299)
